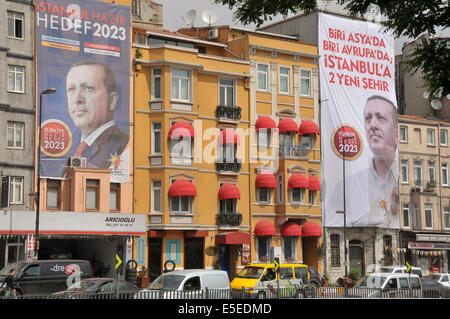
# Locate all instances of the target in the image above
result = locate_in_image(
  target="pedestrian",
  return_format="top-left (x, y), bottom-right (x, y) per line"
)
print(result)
top-left (1, 269), bottom-right (17, 298)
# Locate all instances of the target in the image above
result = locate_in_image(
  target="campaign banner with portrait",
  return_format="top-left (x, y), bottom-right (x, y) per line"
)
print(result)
top-left (319, 13), bottom-right (399, 228)
top-left (36, 0), bottom-right (130, 183)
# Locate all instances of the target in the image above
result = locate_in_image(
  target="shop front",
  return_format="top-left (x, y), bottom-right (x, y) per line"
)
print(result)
top-left (408, 234), bottom-right (450, 275)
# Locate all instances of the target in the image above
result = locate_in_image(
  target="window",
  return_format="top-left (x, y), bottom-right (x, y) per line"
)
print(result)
top-left (258, 129), bottom-right (271, 148)
top-left (414, 160), bottom-right (423, 187)
top-left (152, 180), bottom-right (161, 212)
top-left (283, 237), bottom-right (297, 261)
top-left (444, 206), bottom-right (450, 229)
top-left (428, 161), bottom-right (436, 183)
top-left (427, 129), bottom-right (435, 146)
top-left (257, 64), bottom-right (268, 91)
top-left (276, 174), bottom-right (283, 203)
top-left (424, 203), bottom-right (433, 228)
top-left (152, 68), bottom-right (162, 99)
top-left (170, 137), bottom-right (192, 157)
top-left (330, 234), bottom-right (340, 267)
top-left (412, 203), bottom-right (420, 228)
top-left (9, 176), bottom-right (23, 204)
top-left (442, 163), bottom-right (449, 186)
top-left (257, 236), bottom-right (271, 262)
top-left (171, 194), bottom-right (191, 213)
top-left (399, 126), bottom-right (408, 142)
top-left (279, 67), bottom-right (290, 94)
top-left (400, 160), bottom-right (409, 184)
top-left (220, 198), bottom-right (236, 214)
top-left (308, 190), bottom-right (316, 205)
top-left (257, 187), bottom-right (271, 204)
top-left (23, 265), bottom-right (40, 277)
top-left (7, 121), bottom-right (24, 149)
top-left (383, 235), bottom-right (393, 260)
top-left (8, 65), bottom-right (25, 93)
top-left (46, 179), bottom-right (60, 210)
top-left (85, 179), bottom-right (99, 210)
top-left (7, 11), bottom-right (24, 39)
top-left (301, 134), bottom-right (314, 150)
top-left (279, 132), bottom-right (293, 156)
top-left (290, 188), bottom-right (305, 204)
top-left (279, 266), bottom-right (294, 279)
top-left (152, 122), bottom-right (161, 154)
top-left (440, 129), bottom-right (448, 146)
top-left (110, 183), bottom-right (120, 211)
top-left (219, 78), bottom-right (235, 107)
top-left (402, 203), bottom-right (410, 228)
top-left (171, 68), bottom-right (190, 101)
top-left (300, 70), bottom-right (311, 96)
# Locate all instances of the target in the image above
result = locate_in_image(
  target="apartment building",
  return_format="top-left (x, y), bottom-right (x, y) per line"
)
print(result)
top-left (398, 115), bottom-right (450, 274)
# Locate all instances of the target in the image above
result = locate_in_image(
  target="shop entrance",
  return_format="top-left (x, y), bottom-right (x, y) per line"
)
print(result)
top-left (184, 238), bottom-right (204, 269)
top-left (349, 240), bottom-right (365, 276)
top-left (148, 238), bottom-right (162, 281)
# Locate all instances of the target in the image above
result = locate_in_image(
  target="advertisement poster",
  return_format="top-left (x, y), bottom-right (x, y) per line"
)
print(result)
top-left (319, 13), bottom-right (399, 228)
top-left (36, 0), bottom-right (130, 183)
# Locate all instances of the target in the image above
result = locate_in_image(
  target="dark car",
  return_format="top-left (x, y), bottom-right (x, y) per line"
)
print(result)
top-left (421, 278), bottom-right (450, 298)
top-left (52, 278), bottom-right (139, 299)
top-left (0, 260), bottom-right (92, 296)
top-left (307, 266), bottom-right (322, 287)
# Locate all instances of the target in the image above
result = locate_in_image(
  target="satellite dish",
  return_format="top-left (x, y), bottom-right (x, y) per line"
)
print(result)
top-left (182, 9), bottom-right (197, 27)
top-left (201, 10), bottom-right (218, 26)
top-left (431, 99), bottom-right (442, 110)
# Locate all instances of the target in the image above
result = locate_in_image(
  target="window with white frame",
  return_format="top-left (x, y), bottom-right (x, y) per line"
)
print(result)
top-left (402, 203), bottom-right (410, 228)
top-left (8, 65), bottom-right (25, 93)
top-left (170, 136), bottom-right (192, 158)
top-left (257, 187), bottom-right (272, 204)
top-left (152, 180), bottom-right (162, 212)
top-left (276, 174), bottom-right (283, 203)
top-left (279, 67), bottom-right (290, 94)
top-left (171, 68), bottom-right (190, 101)
top-left (427, 129), bottom-right (435, 146)
top-left (152, 122), bottom-right (161, 154)
top-left (219, 198), bottom-right (237, 214)
top-left (399, 126), bottom-right (408, 142)
top-left (412, 203), bottom-right (420, 228)
top-left (46, 179), bottom-right (60, 210)
top-left (442, 163), bottom-right (449, 186)
top-left (290, 187), bottom-right (305, 204)
top-left (301, 134), bottom-right (315, 150)
top-left (300, 70), bottom-right (311, 96)
top-left (257, 64), bottom-right (268, 91)
top-left (428, 161), bottom-right (436, 183)
top-left (85, 179), bottom-right (99, 210)
top-left (7, 121), bottom-right (24, 149)
top-left (7, 11), bottom-right (24, 39)
top-left (151, 68), bottom-right (162, 99)
top-left (258, 128), bottom-right (271, 148)
top-left (170, 194), bottom-right (191, 213)
top-left (257, 236), bottom-right (271, 262)
top-left (219, 78), bottom-right (235, 106)
top-left (9, 176), bottom-right (23, 204)
top-left (414, 160), bottom-right (423, 187)
top-left (400, 160), bottom-right (409, 184)
top-left (440, 129), bottom-right (448, 146)
top-left (424, 203), bottom-right (433, 228)
top-left (444, 206), bottom-right (450, 229)
top-left (308, 190), bottom-right (316, 205)
top-left (110, 183), bottom-right (120, 211)
top-left (279, 132), bottom-right (294, 156)
top-left (283, 237), bottom-right (297, 261)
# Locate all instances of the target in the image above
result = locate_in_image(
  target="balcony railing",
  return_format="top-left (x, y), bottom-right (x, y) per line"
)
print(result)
top-left (216, 105), bottom-right (241, 121)
top-left (216, 159), bottom-right (242, 172)
top-left (216, 212), bottom-right (243, 227)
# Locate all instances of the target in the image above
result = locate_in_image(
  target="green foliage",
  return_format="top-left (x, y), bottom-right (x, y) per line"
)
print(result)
top-left (348, 269), bottom-right (361, 281)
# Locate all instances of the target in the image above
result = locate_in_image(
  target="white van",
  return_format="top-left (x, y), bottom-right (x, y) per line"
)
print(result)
top-left (135, 269), bottom-right (230, 299)
top-left (376, 265), bottom-right (423, 278)
top-left (355, 273), bottom-right (422, 298)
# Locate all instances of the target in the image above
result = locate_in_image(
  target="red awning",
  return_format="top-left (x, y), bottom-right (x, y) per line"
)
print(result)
top-left (168, 122), bottom-right (195, 139)
top-left (308, 175), bottom-right (321, 191)
top-left (218, 183), bottom-right (241, 200)
top-left (301, 221), bottom-right (322, 237)
top-left (281, 221), bottom-right (303, 237)
top-left (288, 173), bottom-right (308, 189)
top-left (255, 174), bottom-right (277, 188)
top-left (255, 116), bottom-right (277, 131)
top-left (218, 128), bottom-right (240, 145)
top-left (215, 232), bottom-right (251, 245)
top-left (168, 179), bottom-right (197, 197)
top-left (278, 118), bottom-right (299, 133)
top-left (254, 220), bottom-right (276, 236)
top-left (299, 120), bottom-right (320, 135)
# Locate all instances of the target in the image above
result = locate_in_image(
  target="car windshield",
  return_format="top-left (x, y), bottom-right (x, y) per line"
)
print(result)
top-left (0, 263), bottom-right (25, 276)
top-left (149, 274), bottom-right (185, 290)
top-left (237, 267), bottom-right (265, 279)
top-left (356, 275), bottom-right (386, 288)
top-left (67, 280), bottom-right (99, 291)
top-left (430, 274), bottom-right (441, 281)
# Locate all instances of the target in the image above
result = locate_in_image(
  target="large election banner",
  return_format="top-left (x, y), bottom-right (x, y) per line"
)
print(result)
top-left (319, 13), bottom-right (399, 228)
top-left (36, 0), bottom-right (130, 183)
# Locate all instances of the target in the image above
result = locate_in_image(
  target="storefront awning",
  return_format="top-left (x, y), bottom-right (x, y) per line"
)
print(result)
top-left (168, 179), bottom-right (197, 197)
top-left (278, 118), bottom-right (299, 133)
top-left (218, 183), bottom-right (241, 200)
top-left (168, 122), bottom-right (195, 139)
top-left (281, 221), bottom-right (303, 237)
top-left (254, 220), bottom-right (276, 237)
top-left (301, 221), bottom-right (322, 237)
top-left (308, 175), bottom-right (321, 191)
top-left (288, 173), bottom-right (308, 189)
top-left (255, 174), bottom-right (277, 188)
top-left (215, 232), bottom-right (250, 245)
top-left (299, 120), bottom-right (320, 135)
top-left (255, 116), bottom-right (276, 131)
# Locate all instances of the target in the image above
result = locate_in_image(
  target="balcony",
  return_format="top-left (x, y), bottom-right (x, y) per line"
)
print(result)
top-left (216, 212), bottom-right (243, 228)
top-left (216, 159), bottom-right (242, 173)
top-left (216, 105), bottom-right (241, 122)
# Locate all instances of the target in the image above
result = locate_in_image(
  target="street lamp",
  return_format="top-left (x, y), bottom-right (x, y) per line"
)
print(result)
top-left (337, 135), bottom-right (355, 279)
top-left (34, 88), bottom-right (56, 258)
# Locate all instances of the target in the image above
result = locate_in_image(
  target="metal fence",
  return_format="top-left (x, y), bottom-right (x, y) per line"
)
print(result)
top-left (1, 287), bottom-right (449, 299)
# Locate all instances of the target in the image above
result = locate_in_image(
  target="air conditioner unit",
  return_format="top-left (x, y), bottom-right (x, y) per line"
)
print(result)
top-left (70, 157), bottom-right (87, 168)
top-left (208, 28), bottom-right (219, 39)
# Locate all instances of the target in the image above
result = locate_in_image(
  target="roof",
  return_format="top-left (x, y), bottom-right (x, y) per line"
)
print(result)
top-left (399, 114), bottom-right (450, 126)
top-left (134, 27), bottom-right (227, 47)
top-left (160, 269), bottom-right (228, 276)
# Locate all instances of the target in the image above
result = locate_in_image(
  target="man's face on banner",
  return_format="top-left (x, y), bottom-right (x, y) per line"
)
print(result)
top-left (364, 98), bottom-right (398, 158)
top-left (66, 64), bottom-right (116, 137)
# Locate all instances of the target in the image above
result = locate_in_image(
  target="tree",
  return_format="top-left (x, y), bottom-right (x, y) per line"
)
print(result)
top-left (214, 0), bottom-right (450, 97)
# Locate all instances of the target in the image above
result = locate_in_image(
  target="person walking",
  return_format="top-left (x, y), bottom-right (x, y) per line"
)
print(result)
top-left (1, 269), bottom-right (17, 298)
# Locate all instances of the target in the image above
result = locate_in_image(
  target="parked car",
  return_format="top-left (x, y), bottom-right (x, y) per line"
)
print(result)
top-left (353, 273), bottom-right (422, 298)
top-left (421, 278), bottom-right (450, 298)
top-left (376, 265), bottom-right (423, 278)
top-left (0, 260), bottom-right (92, 296)
top-left (52, 278), bottom-right (139, 298)
top-left (135, 269), bottom-right (230, 299)
top-left (429, 273), bottom-right (450, 288)
top-left (307, 265), bottom-right (323, 287)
